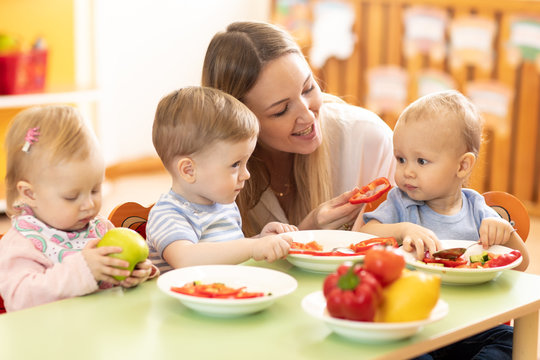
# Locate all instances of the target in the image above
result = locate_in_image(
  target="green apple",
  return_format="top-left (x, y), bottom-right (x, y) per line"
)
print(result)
top-left (0, 34), bottom-right (18, 53)
top-left (97, 228), bottom-right (149, 281)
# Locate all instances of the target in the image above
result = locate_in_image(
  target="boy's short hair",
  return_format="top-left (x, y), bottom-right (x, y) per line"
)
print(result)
top-left (397, 90), bottom-right (482, 157)
top-left (152, 86), bottom-right (259, 171)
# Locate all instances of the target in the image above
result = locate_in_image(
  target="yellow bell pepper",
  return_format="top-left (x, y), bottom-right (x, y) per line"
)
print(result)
top-left (376, 269), bottom-right (441, 322)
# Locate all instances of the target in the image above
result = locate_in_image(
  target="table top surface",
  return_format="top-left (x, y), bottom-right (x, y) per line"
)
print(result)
top-left (2, 259), bottom-right (540, 360)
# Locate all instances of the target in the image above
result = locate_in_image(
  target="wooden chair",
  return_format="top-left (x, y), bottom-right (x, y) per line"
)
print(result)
top-left (483, 191), bottom-right (530, 242)
top-left (0, 233), bottom-right (4, 314)
top-left (108, 202), bottom-right (154, 239)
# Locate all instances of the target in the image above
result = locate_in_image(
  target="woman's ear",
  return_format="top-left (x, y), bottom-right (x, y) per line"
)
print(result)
top-left (176, 157), bottom-right (196, 183)
top-left (457, 152), bottom-right (476, 179)
top-left (16, 180), bottom-right (37, 206)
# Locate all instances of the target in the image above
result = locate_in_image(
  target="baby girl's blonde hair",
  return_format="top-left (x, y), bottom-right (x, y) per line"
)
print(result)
top-left (4, 105), bottom-right (99, 216)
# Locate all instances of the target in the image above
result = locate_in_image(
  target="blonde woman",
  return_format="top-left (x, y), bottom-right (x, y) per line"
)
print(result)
top-left (202, 21), bottom-right (395, 236)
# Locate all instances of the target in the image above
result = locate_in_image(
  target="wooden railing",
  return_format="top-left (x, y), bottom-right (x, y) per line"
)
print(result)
top-left (274, 0), bottom-right (540, 215)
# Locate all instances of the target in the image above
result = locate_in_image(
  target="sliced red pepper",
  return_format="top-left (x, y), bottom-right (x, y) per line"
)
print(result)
top-left (348, 237), bottom-right (398, 254)
top-left (422, 257), bottom-right (468, 268)
top-left (349, 177), bottom-right (392, 204)
top-left (197, 283), bottom-right (244, 298)
top-left (170, 282), bottom-right (266, 299)
top-left (483, 250), bottom-right (521, 268)
top-left (290, 241), bottom-right (323, 251)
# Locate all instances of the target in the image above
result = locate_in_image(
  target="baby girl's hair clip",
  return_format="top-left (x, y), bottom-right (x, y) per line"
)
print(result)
top-left (22, 127), bottom-right (40, 153)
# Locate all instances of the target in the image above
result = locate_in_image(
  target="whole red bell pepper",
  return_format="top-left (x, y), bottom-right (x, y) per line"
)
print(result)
top-left (349, 177), bottom-right (392, 204)
top-left (483, 250), bottom-right (521, 268)
top-left (323, 262), bottom-right (382, 321)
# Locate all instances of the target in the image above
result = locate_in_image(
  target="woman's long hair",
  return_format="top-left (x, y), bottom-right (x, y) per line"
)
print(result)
top-left (202, 21), bottom-right (332, 236)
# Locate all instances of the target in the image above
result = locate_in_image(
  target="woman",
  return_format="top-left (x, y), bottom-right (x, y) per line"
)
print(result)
top-left (202, 21), bottom-right (395, 236)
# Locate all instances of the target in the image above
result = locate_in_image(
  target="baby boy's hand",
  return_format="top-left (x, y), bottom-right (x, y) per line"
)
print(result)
top-left (479, 217), bottom-right (515, 248)
top-left (252, 234), bottom-right (292, 262)
top-left (401, 223), bottom-right (441, 260)
top-left (260, 222), bottom-right (298, 236)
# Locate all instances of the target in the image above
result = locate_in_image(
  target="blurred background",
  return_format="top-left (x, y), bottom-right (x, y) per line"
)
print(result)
top-left (1, 0), bottom-right (540, 217)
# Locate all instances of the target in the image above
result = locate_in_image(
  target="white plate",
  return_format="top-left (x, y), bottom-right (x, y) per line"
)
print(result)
top-left (302, 291), bottom-right (448, 343)
top-left (157, 265), bottom-right (297, 317)
top-left (401, 240), bottom-right (523, 285)
top-left (286, 230), bottom-right (381, 273)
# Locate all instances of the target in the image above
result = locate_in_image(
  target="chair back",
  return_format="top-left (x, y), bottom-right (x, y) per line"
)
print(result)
top-left (0, 233), bottom-right (4, 314)
top-left (483, 191), bottom-right (530, 241)
top-left (108, 202), bottom-right (154, 240)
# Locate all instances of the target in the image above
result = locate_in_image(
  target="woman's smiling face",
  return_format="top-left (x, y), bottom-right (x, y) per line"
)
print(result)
top-left (243, 53), bottom-right (323, 155)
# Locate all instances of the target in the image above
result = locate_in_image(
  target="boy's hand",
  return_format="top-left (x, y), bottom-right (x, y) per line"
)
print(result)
top-left (82, 238), bottom-right (131, 285)
top-left (479, 217), bottom-right (515, 248)
top-left (251, 234), bottom-right (292, 262)
top-left (119, 259), bottom-right (153, 288)
top-left (401, 223), bottom-right (441, 260)
top-left (260, 222), bottom-right (298, 236)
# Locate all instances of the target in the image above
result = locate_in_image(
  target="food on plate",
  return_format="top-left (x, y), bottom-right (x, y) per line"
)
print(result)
top-left (97, 227), bottom-right (149, 281)
top-left (349, 177), bottom-right (391, 204)
top-left (348, 237), bottom-right (397, 253)
top-left (323, 262), bottom-right (382, 321)
top-left (418, 249), bottom-right (522, 269)
top-left (291, 241), bottom-right (323, 251)
top-left (322, 247), bottom-right (441, 323)
top-left (376, 270), bottom-right (440, 322)
top-left (289, 237), bottom-right (397, 256)
top-left (170, 281), bottom-right (267, 299)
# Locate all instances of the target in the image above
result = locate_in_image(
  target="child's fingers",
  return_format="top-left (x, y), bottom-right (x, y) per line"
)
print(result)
top-left (95, 245), bottom-right (124, 256)
top-left (84, 238), bottom-right (101, 249)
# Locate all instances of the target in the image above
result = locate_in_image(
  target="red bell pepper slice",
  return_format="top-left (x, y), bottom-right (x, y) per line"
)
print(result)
top-left (348, 237), bottom-right (398, 254)
top-left (349, 177), bottom-right (391, 204)
top-left (422, 257), bottom-right (468, 268)
top-left (170, 282), bottom-right (266, 299)
top-left (483, 250), bottom-right (521, 268)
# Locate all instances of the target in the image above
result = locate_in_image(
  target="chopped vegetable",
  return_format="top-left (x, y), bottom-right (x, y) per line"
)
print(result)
top-left (349, 177), bottom-right (392, 204)
top-left (348, 237), bottom-right (398, 253)
top-left (419, 249), bottom-right (522, 268)
top-left (171, 282), bottom-right (266, 299)
top-left (289, 237), bottom-right (397, 257)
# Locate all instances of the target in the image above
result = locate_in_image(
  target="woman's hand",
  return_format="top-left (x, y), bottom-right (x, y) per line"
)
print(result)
top-left (300, 188), bottom-right (363, 230)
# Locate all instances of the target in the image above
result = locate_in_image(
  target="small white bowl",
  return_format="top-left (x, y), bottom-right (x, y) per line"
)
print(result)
top-left (302, 291), bottom-right (448, 343)
top-left (157, 265), bottom-right (297, 317)
top-left (285, 230), bottom-right (382, 273)
top-left (401, 240), bottom-right (523, 285)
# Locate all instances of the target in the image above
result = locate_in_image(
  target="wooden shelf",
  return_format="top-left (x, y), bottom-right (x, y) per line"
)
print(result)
top-left (0, 87), bottom-right (99, 109)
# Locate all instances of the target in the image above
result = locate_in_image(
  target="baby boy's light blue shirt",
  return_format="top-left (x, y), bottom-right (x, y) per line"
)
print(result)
top-left (363, 188), bottom-right (499, 241)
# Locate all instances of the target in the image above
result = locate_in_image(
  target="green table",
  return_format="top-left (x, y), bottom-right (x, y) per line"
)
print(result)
top-left (1, 260), bottom-right (539, 360)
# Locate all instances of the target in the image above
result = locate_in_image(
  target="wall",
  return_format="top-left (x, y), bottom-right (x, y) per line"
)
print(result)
top-left (287, 0), bottom-right (540, 213)
top-left (0, 0), bottom-right (75, 203)
top-left (93, 0), bottom-right (271, 165)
